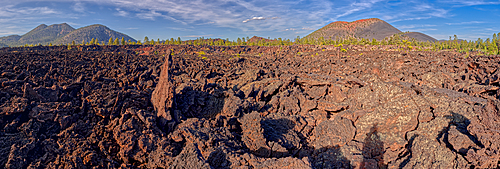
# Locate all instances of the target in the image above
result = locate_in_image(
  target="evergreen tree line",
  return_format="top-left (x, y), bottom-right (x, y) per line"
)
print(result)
top-left (22, 33), bottom-right (500, 55)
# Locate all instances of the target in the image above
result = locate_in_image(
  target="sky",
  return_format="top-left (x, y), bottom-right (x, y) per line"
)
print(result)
top-left (0, 0), bottom-right (499, 41)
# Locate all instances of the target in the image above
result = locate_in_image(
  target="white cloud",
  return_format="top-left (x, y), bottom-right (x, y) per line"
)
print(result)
top-left (1, 0), bottom-right (495, 40)
top-left (333, 0), bottom-right (384, 19)
top-left (115, 8), bottom-right (128, 17)
top-left (389, 16), bottom-right (432, 23)
top-left (0, 5), bottom-right (61, 36)
top-left (380, 2), bottom-right (449, 23)
top-left (445, 21), bottom-right (485, 25)
top-left (439, 0), bottom-right (500, 6)
top-left (72, 1), bottom-right (85, 12)
top-left (135, 10), bottom-right (187, 24)
top-left (242, 17), bottom-right (266, 23)
top-left (167, 27), bottom-right (194, 32)
top-left (0, 6), bottom-right (58, 17)
top-left (99, 0), bottom-right (334, 34)
top-left (405, 28), bottom-right (437, 32)
top-left (282, 28), bottom-right (297, 31)
top-left (398, 24), bottom-right (436, 29)
top-left (182, 34), bottom-right (214, 38)
top-left (136, 10), bottom-right (162, 20)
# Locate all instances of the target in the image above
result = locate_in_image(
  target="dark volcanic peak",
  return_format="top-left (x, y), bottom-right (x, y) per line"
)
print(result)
top-left (305, 18), bottom-right (438, 42)
top-left (305, 18), bottom-right (401, 41)
top-left (248, 36), bottom-right (276, 42)
top-left (53, 24), bottom-right (136, 45)
top-left (327, 18), bottom-right (383, 30)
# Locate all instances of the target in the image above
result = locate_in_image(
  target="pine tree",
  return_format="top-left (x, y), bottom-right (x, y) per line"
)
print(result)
top-left (109, 38), bottom-right (113, 45)
top-left (72, 41), bottom-right (76, 46)
top-left (114, 38), bottom-right (119, 45)
top-left (121, 37), bottom-right (126, 45)
top-left (144, 36), bottom-right (149, 44)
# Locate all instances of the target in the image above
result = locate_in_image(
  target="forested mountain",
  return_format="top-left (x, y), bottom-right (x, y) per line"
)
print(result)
top-left (53, 24), bottom-right (136, 45)
top-left (18, 23), bottom-right (75, 45)
top-left (0, 23), bottom-right (135, 47)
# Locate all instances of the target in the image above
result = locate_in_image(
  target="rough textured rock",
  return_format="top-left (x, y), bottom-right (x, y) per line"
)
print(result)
top-left (0, 45), bottom-right (499, 168)
top-left (312, 117), bottom-right (355, 149)
top-left (168, 143), bottom-right (210, 169)
top-left (151, 51), bottom-right (175, 129)
top-left (240, 111), bottom-right (271, 157)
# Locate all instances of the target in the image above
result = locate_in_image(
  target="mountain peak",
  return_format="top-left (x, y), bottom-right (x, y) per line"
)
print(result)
top-left (305, 18), bottom-right (437, 42)
top-left (306, 18), bottom-right (399, 40)
top-left (0, 23), bottom-right (135, 46)
top-left (331, 18), bottom-right (384, 26)
top-left (329, 18), bottom-right (383, 30)
top-left (87, 24), bottom-right (108, 28)
top-left (31, 24), bottom-right (48, 32)
top-left (53, 24), bottom-right (135, 45)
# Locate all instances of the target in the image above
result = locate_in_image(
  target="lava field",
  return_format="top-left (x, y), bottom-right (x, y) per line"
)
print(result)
top-left (0, 45), bottom-right (499, 168)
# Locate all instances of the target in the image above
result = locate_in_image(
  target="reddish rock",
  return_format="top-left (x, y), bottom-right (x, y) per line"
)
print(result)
top-left (313, 117), bottom-right (355, 149)
top-left (0, 45), bottom-right (499, 168)
top-left (240, 111), bottom-right (271, 157)
top-left (151, 52), bottom-right (175, 129)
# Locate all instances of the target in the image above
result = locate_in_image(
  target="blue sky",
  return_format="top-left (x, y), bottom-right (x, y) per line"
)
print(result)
top-left (0, 0), bottom-right (499, 41)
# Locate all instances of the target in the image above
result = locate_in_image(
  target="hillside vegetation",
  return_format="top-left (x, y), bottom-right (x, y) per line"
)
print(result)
top-left (0, 23), bottom-right (135, 47)
top-left (17, 23), bottom-right (75, 45)
top-left (53, 24), bottom-right (136, 45)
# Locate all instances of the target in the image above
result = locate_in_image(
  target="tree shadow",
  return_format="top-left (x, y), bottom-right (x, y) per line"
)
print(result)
top-left (313, 146), bottom-right (352, 169)
top-left (208, 148), bottom-right (231, 169)
top-left (362, 124), bottom-right (386, 169)
top-left (260, 117), bottom-right (353, 168)
top-left (437, 112), bottom-right (484, 155)
top-left (174, 86), bottom-right (225, 120)
top-left (398, 134), bottom-right (418, 168)
top-left (446, 112), bottom-right (482, 147)
top-left (261, 118), bottom-right (299, 158)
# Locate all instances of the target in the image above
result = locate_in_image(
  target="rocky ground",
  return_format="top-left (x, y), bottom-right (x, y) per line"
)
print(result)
top-left (0, 44), bottom-right (499, 168)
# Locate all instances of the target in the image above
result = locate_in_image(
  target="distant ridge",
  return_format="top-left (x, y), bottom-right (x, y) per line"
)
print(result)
top-left (53, 24), bottom-right (136, 45)
top-left (305, 18), bottom-right (437, 42)
top-left (248, 36), bottom-right (276, 43)
top-left (403, 32), bottom-right (437, 42)
top-left (19, 23), bottom-right (75, 45)
top-left (0, 23), bottom-right (136, 46)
